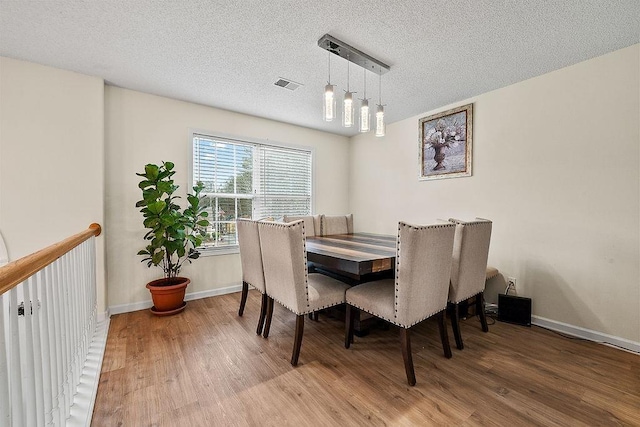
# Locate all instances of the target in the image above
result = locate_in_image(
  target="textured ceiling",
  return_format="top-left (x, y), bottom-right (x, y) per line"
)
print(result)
top-left (1, 1), bottom-right (638, 137)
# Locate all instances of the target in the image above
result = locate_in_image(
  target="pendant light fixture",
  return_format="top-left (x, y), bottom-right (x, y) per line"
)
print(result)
top-left (317, 34), bottom-right (391, 130)
top-left (375, 73), bottom-right (385, 137)
top-left (323, 52), bottom-right (336, 122)
top-left (343, 54), bottom-right (355, 127)
top-left (360, 69), bottom-right (370, 133)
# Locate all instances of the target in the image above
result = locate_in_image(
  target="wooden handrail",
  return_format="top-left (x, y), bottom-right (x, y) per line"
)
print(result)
top-left (0, 223), bottom-right (101, 295)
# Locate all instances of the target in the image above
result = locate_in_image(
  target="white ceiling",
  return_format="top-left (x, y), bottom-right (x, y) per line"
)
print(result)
top-left (1, 1), bottom-right (638, 137)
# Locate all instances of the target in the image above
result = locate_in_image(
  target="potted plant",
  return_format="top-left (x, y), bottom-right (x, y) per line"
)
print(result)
top-left (136, 161), bottom-right (209, 315)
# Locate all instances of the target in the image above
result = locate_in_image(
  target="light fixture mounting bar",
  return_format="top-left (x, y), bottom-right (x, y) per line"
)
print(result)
top-left (318, 34), bottom-right (390, 75)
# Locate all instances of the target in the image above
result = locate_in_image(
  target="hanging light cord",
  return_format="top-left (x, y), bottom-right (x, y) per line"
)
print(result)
top-left (346, 55), bottom-right (350, 91)
top-left (378, 73), bottom-right (382, 104)
top-left (363, 69), bottom-right (367, 99)
top-left (327, 52), bottom-right (331, 84)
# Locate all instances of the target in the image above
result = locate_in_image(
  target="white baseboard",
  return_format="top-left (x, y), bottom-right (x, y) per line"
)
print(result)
top-left (532, 315), bottom-right (640, 354)
top-left (108, 283), bottom-right (243, 315)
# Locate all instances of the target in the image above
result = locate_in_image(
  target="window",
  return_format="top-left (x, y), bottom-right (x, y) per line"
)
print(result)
top-left (192, 134), bottom-right (312, 251)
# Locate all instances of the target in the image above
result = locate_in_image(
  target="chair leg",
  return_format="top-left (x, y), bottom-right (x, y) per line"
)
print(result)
top-left (238, 281), bottom-right (249, 316)
top-left (450, 303), bottom-right (464, 350)
top-left (345, 304), bottom-right (355, 349)
top-left (400, 328), bottom-right (416, 386)
top-left (263, 297), bottom-right (274, 338)
top-left (291, 314), bottom-right (305, 366)
top-left (437, 310), bottom-right (452, 359)
top-left (256, 293), bottom-right (268, 335)
top-left (313, 311), bottom-right (318, 321)
top-left (476, 292), bottom-right (489, 333)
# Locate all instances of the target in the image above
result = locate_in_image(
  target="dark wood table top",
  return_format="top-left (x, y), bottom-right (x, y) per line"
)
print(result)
top-left (306, 233), bottom-right (396, 280)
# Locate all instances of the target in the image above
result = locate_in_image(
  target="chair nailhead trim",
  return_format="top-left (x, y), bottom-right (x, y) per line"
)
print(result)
top-left (346, 302), bottom-right (446, 329)
top-left (269, 294), bottom-right (345, 316)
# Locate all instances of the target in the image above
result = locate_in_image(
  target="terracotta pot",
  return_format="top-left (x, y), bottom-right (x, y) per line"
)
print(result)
top-left (146, 277), bottom-right (190, 315)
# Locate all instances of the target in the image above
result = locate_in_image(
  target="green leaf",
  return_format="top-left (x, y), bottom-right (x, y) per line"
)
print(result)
top-left (157, 181), bottom-right (174, 195)
top-left (147, 201), bottom-right (166, 214)
top-left (197, 220), bottom-right (209, 227)
top-left (144, 164), bottom-right (159, 180)
top-left (164, 161), bottom-right (174, 171)
top-left (151, 250), bottom-right (165, 265)
top-left (138, 180), bottom-right (153, 190)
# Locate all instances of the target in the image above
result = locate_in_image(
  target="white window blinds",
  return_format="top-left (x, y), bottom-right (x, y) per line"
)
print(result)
top-left (254, 145), bottom-right (312, 220)
top-left (192, 134), bottom-right (312, 249)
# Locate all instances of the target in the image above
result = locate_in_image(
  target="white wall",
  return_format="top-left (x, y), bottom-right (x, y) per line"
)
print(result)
top-left (105, 87), bottom-right (350, 309)
top-left (349, 45), bottom-right (640, 343)
top-left (0, 57), bottom-right (106, 312)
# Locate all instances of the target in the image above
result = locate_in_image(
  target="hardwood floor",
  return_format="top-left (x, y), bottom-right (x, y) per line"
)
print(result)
top-left (92, 291), bottom-right (640, 426)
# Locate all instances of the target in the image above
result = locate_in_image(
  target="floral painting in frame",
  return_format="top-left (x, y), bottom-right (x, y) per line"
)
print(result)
top-left (419, 103), bottom-right (472, 180)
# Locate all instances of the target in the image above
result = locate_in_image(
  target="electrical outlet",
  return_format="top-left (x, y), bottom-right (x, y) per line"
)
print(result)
top-left (507, 277), bottom-right (517, 290)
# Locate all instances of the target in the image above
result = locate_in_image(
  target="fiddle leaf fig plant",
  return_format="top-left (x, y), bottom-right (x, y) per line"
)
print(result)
top-left (136, 161), bottom-right (209, 279)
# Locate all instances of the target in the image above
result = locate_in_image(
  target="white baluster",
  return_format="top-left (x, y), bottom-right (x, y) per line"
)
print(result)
top-left (45, 264), bottom-right (61, 425)
top-left (30, 275), bottom-right (46, 426)
top-left (9, 288), bottom-right (24, 427)
top-left (61, 254), bottom-right (71, 421)
top-left (0, 293), bottom-right (11, 425)
top-left (40, 266), bottom-right (54, 426)
top-left (52, 261), bottom-right (66, 426)
top-left (21, 278), bottom-right (37, 426)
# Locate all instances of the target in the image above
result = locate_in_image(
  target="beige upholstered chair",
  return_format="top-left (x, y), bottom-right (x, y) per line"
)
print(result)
top-left (345, 222), bottom-right (456, 386)
top-left (236, 219), bottom-right (269, 335)
top-left (321, 214), bottom-right (353, 235)
top-left (258, 220), bottom-right (349, 366)
top-left (448, 218), bottom-right (493, 350)
top-left (283, 215), bottom-right (322, 237)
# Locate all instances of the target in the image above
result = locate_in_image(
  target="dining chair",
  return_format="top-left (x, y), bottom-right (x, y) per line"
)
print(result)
top-left (283, 214), bottom-right (322, 236)
top-left (258, 220), bottom-right (350, 366)
top-left (236, 218), bottom-right (269, 335)
top-left (345, 221), bottom-right (456, 386)
top-left (447, 218), bottom-right (493, 350)
top-left (321, 214), bottom-right (353, 235)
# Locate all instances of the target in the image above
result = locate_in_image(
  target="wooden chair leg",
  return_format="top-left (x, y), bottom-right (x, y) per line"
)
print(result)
top-left (313, 312), bottom-right (318, 321)
top-left (437, 310), bottom-right (452, 359)
top-left (263, 297), bottom-right (274, 338)
top-left (345, 304), bottom-right (355, 349)
top-left (256, 293), bottom-right (268, 335)
top-left (476, 292), bottom-right (489, 333)
top-left (450, 303), bottom-right (464, 350)
top-left (308, 313), bottom-right (313, 320)
top-left (400, 328), bottom-right (416, 386)
top-left (291, 314), bottom-right (305, 366)
top-left (238, 281), bottom-right (249, 316)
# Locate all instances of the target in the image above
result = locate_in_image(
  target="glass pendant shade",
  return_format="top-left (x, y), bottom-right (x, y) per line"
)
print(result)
top-left (360, 98), bottom-right (370, 133)
top-left (343, 92), bottom-right (354, 127)
top-left (323, 84), bottom-right (336, 121)
top-left (375, 104), bottom-right (385, 137)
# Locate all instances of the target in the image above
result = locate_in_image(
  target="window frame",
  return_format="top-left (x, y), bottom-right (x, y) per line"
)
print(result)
top-left (189, 130), bottom-right (315, 256)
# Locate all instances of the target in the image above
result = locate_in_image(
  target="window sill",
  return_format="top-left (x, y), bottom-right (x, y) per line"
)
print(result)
top-left (198, 246), bottom-right (240, 257)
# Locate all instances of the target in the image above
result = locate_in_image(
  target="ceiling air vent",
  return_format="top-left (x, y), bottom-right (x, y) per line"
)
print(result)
top-left (274, 78), bottom-right (302, 91)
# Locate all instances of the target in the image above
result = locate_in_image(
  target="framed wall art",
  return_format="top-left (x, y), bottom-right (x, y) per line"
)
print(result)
top-left (419, 103), bottom-right (472, 180)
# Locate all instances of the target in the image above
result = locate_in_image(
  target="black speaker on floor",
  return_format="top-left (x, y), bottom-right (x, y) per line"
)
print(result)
top-left (498, 293), bottom-right (531, 326)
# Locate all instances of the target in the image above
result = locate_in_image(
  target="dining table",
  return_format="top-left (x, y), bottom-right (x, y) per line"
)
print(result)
top-left (305, 232), bottom-right (397, 282)
top-left (305, 232), bottom-right (397, 335)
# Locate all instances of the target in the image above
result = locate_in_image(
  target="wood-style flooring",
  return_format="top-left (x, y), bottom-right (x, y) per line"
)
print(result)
top-left (92, 290), bottom-right (640, 426)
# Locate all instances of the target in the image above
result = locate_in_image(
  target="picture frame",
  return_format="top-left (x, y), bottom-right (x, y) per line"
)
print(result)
top-left (419, 103), bottom-right (473, 180)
